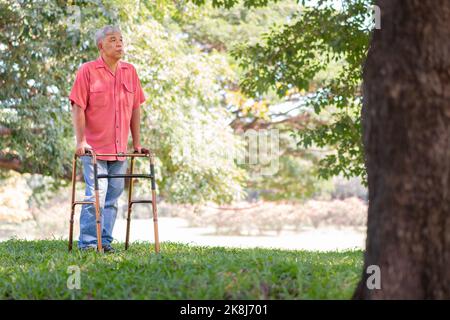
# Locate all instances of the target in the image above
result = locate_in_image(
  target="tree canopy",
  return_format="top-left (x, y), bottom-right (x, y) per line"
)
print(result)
top-left (1, 0), bottom-right (247, 204)
top-left (217, 0), bottom-right (372, 181)
top-left (1, 0), bottom-right (372, 204)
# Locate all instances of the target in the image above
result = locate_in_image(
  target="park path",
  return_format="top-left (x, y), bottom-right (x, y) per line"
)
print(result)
top-left (113, 217), bottom-right (366, 251)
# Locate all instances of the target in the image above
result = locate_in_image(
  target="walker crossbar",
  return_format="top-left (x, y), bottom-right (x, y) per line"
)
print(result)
top-left (97, 174), bottom-right (153, 179)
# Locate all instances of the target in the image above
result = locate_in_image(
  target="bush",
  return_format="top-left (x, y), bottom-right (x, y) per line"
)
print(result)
top-left (175, 198), bottom-right (368, 236)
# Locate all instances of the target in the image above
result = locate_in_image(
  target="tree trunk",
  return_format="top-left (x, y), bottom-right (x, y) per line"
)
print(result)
top-left (354, 0), bottom-right (450, 299)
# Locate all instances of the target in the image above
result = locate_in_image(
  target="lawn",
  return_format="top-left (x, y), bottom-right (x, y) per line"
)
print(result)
top-left (0, 240), bottom-right (363, 299)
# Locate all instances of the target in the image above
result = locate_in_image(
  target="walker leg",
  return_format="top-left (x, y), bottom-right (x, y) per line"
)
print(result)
top-left (92, 156), bottom-right (103, 253)
top-left (69, 155), bottom-right (77, 252)
top-left (149, 152), bottom-right (160, 253)
top-left (125, 158), bottom-right (135, 250)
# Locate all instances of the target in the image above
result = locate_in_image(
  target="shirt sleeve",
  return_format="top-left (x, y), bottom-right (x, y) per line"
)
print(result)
top-left (69, 64), bottom-right (89, 110)
top-left (133, 69), bottom-right (146, 110)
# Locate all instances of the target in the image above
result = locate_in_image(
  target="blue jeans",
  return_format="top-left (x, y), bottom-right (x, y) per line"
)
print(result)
top-left (78, 156), bottom-right (128, 249)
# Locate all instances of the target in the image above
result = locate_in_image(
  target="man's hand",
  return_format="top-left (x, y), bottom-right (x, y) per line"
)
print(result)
top-left (134, 146), bottom-right (150, 154)
top-left (76, 141), bottom-right (92, 156)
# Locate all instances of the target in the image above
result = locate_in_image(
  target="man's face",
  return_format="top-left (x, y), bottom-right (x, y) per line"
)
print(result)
top-left (99, 32), bottom-right (124, 60)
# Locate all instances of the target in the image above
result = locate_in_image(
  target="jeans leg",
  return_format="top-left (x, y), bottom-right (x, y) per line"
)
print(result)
top-left (102, 160), bottom-right (128, 246)
top-left (78, 156), bottom-right (108, 249)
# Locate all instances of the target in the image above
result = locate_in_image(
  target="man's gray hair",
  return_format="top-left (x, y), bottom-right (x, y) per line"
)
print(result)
top-left (94, 25), bottom-right (121, 47)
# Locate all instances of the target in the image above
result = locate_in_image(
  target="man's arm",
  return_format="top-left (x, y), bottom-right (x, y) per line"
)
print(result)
top-left (71, 104), bottom-right (91, 155)
top-left (130, 107), bottom-right (141, 152)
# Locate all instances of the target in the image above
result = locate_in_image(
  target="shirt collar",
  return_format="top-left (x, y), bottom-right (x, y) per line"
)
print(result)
top-left (94, 56), bottom-right (128, 70)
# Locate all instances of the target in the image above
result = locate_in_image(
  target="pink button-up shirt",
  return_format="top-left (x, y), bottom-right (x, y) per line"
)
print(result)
top-left (69, 56), bottom-right (146, 161)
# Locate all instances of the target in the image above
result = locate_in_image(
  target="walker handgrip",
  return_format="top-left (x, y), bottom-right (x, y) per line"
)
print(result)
top-left (134, 148), bottom-right (150, 155)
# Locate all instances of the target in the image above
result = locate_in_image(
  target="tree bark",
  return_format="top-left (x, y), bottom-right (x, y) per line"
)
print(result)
top-left (354, 0), bottom-right (450, 299)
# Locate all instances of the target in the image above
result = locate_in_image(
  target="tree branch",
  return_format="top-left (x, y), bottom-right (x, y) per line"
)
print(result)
top-left (0, 125), bottom-right (44, 136)
top-left (0, 156), bottom-right (21, 171)
top-left (0, 154), bottom-right (83, 181)
top-left (0, 125), bottom-right (12, 136)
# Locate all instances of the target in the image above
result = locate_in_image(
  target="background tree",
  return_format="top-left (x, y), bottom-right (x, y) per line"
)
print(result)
top-left (192, 0), bottom-right (372, 183)
top-left (184, 0), bottom-right (345, 200)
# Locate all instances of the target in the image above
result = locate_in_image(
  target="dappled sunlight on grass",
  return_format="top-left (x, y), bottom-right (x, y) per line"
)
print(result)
top-left (0, 240), bottom-right (363, 299)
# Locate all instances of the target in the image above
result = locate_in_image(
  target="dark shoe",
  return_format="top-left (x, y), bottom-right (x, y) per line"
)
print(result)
top-left (102, 245), bottom-right (116, 254)
top-left (80, 245), bottom-right (97, 252)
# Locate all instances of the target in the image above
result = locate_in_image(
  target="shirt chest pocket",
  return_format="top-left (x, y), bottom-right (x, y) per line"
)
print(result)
top-left (122, 81), bottom-right (135, 110)
top-left (89, 83), bottom-right (107, 108)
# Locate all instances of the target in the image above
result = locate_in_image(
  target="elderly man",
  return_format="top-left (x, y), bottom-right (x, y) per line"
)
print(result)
top-left (69, 25), bottom-right (146, 252)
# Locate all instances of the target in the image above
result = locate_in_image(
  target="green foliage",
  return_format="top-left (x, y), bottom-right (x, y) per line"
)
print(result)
top-left (181, 0), bottom-right (299, 52)
top-left (1, 1), bottom-right (78, 182)
top-left (0, 0), bottom-right (246, 204)
top-left (191, 0), bottom-right (282, 9)
top-left (199, 0), bottom-right (373, 182)
top-left (237, 128), bottom-right (332, 202)
top-left (0, 240), bottom-right (363, 299)
top-left (123, 8), bottom-right (247, 204)
top-left (180, 1), bottom-right (335, 200)
top-left (0, 0), bottom-right (121, 187)
top-left (251, 155), bottom-right (333, 201)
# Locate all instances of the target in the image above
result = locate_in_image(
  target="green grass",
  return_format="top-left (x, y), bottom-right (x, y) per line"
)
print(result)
top-left (0, 240), bottom-right (363, 299)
